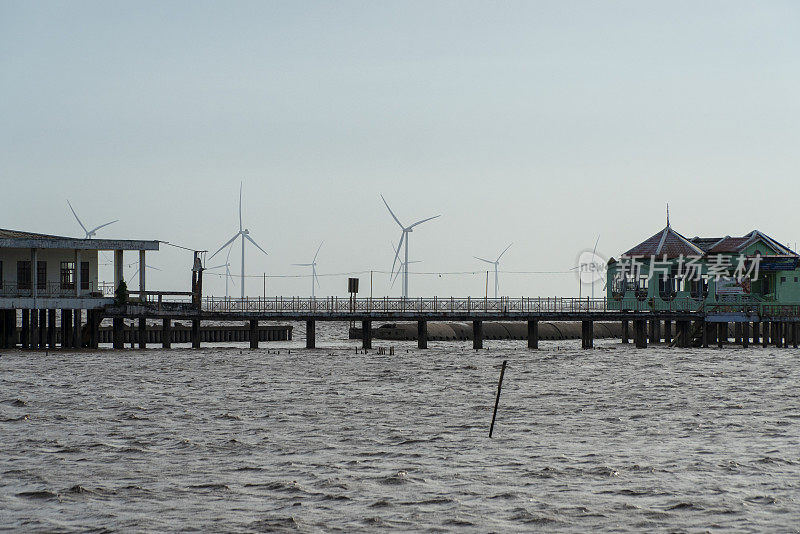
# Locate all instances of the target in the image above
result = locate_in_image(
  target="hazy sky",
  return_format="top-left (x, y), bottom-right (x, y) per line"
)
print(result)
top-left (2, 1), bottom-right (799, 298)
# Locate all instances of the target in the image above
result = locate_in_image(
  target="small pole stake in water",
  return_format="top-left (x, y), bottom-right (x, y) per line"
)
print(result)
top-left (489, 360), bottom-right (507, 438)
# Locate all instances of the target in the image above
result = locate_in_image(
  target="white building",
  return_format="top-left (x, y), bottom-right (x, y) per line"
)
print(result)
top-left (0, 228), bottom-right (159, 310)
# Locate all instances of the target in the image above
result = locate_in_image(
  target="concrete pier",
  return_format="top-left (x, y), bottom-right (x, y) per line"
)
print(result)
top-left (306, 320), bottom-right (315, 349)
top-left (416, 320), bottom-right (426, 349)
top-left (361, 320), bottom-right (372, 349)
top-left (138, 318), bottom-right (146, 349)
top-left (473, 320), bottom-right (483, 349)
top-left (47, 309), bottom-right (56, 349)
top-left (191, 319), bottom-right (200, 349)
top-left (621, 320), bottom-right (629, 344)
top-left (634, 319), bottom-right (647, 348)
top-left (528, 319), bottom-right (538, 349)
top-left (162, 318), bottom-right (171, 349)
top-left (73, 310), bottom-right (81, 348)
top-left (249, 320), bottom-right (258, 348)
top-left (581, 320), bottom-right (593, 349)
top-left (742, 321), bottom-right (750, 348)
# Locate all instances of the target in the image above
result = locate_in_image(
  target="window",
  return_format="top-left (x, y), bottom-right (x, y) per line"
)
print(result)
top-left (17, 261), bottom-right (31, 289)
top-left (81, 262), bottom-right (90, 290)
top-left (781, 276), bottom-right (787, 284)
top-left (37, 261), bottom-right (46, 290)
top-left (60, 261), bottom-right (76, 290)
top-left (795, 277), bottom-right (798, 283)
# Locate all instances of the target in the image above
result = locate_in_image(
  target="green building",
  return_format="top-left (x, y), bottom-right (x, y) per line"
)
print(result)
top-left (606, 225), bottom-right (800, 311)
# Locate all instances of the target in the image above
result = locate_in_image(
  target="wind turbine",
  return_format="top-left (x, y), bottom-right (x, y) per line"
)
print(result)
top-left (209, 183), bottom-right (268, 299)
top-left (292, 241), bottom-right (324, 298)
top-left (206, 246), bottom-right (236, 298)
top-left (474, 243), bottom-right (512, 299)
top-left (382, 195), bottom-right (440, 299)
top-left (67, 200), bottom-right (118, 239)
top-left (391, 242), bottom-right (421, 288)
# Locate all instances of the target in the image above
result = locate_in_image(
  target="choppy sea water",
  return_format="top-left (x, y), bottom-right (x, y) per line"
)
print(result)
top-left (1, 322), bottom-right (799, 532)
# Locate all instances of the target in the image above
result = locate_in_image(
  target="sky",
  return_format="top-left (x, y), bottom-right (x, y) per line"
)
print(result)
top-left (2, 1), bottom-right (799, 298)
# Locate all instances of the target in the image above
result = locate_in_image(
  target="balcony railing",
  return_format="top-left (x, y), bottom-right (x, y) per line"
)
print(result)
top-left (0, 281), bottom-right (100, 298)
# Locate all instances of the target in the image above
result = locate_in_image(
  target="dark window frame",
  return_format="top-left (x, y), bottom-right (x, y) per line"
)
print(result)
top-left (17, 261), bottom-right (31, 290)
top-left (60, 261), bottom-right (76, 290)
top-left (37, 261), bottom-right (46, 291)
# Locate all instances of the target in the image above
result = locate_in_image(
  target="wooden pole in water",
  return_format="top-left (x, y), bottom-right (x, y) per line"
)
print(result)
top-left (489, 360), bottom-right (507, 438)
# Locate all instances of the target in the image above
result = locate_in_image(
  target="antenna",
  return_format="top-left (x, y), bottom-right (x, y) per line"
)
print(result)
top-left (666, 203), bottom-right (670, 228)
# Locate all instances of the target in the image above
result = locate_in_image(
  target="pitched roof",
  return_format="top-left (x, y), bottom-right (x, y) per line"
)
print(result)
top-left (0, 228), bottom-right (160, 251)
top-left (624, 226), bottom-right (705, 258)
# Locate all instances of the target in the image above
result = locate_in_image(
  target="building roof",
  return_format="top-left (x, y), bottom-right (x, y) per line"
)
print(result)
top-left (624, 227), bottom-right (798, 260)
top-left (624, 226), bottom-right (705, 258)
top-left (0, 228), bottom-right (159, 251)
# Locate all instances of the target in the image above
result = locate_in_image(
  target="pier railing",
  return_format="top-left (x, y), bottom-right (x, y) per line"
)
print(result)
top-left (200, 296), bottom-right (702, 314)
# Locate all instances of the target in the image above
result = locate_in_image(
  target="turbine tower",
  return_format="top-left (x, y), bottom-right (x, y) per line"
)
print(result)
top-left (207, 246), bottom-right (236, 298)
top-left (67, 200), bottom-right (118, 239)
top-left (474, 243), bottom-right (512, 299)
top-left (381, 195), bottom-right (439, 299)
top-left (391, 242), bottom-right (421, 288)
top-left (209, 183), bottom-right (268, 299)
top-left (292, 241), bottom-right (324, 298)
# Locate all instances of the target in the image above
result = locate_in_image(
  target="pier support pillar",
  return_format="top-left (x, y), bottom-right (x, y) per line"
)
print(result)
top-left (753, 322), bottom-right (760, 345)
top-left (361, 320), bottom-right (373, 349)
top-left (742, 321), bottom-right (750, 348)
top-left (113, 318), bottom-right (124, 349)
top-left (473, 320), bottom-right (483, 350)
top-left (61, 309), bottom-right (72, 349)
top-left (621, 320), bottom-right (629, 344)
top-left (30, 310), bottom-right (39, 349)
top-left (702, 322), bottom-right (710, 348)
top-left (20, 309), bottom-right (29, 349)
top-left (794, 323), bottom-right (799, 349)
top-left (5, 309), bottom-right (15, 348)
top-left (39, 309), bottom-right (47, 349)
top-left (249, 320), bottom-right (258, 349)
top-left (664, 320), bottom-right (672, 344)
top-left (782, 323), bottom-right (789, 348)
top-left (162, 318), bottom-right (172, 349)
top-left (73, 310), bottom-right (82, 348)
top-left (192, 319), bottom-right (201, 349)
top-left (763, 322), bottom-right (770, 348)
top-left (648, 320), bottom-right (656, 344)
top-left (676, 320), bottom-right (688, 348)
top-left (138, 319), bottom-right (146, 349)
top-left (581, 320), bottom-right (593, 349)
top-left (47, 309), bottom-right (56, 349)
top-left (734, 322), bottom-right (742, 344)
top-left (528, 319), bottom-right (539, 349)
top-left (306, 320), bottom-right (315, 349)
top-left (634, 320), bottom-right (647, 348)
top-left (90, 311), bottom-right (100, 349)
top-left (0, 311), bottom-right (5, 349)
top-left (415, 321), bottom-right (425, 350)
top-left (717, 322), bottom-right (726, 348)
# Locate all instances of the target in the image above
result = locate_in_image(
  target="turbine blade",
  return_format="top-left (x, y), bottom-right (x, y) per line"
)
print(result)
top-left (497, 243), bottom-right (513, 261)
top-left (381, 195), bottom-right (404, 228)
top-left (206, 264), bottom-right (227, 270)
top-left (90, 220), bottom-right (119, 233)
top-left (147, 265), bottom-right (162, 271)
top-left (408, 214), bottom-right (440, 229)
top-left (67, 200), bottom-right (89, 234)
top-left (239, 182), bottom-right (243, 231)
top-left (474, 256), bottom-right (494, 264)
top-left (592, 234), bottom-right (600, 256)
top-left (391, 232), bottom-right (405, 276)
top-left (313, 240), bottom-right (324, 262)
top-left (244, 233), bottom-right (268, 255)
top-left (315, 271), bottom-right (321, 289)
top-left (292, 263), bottom-right (313, 266)
top-left (209, 233), bottom-right (240, 260)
